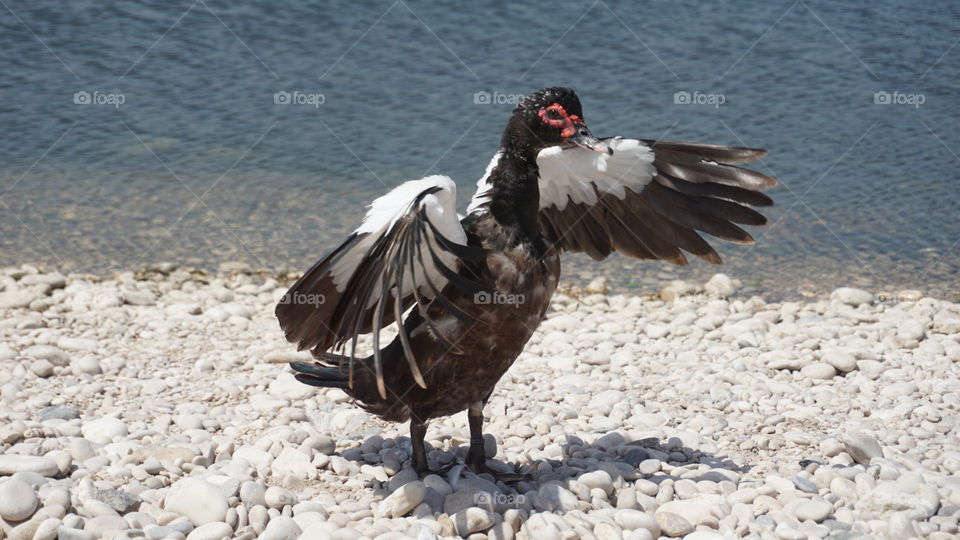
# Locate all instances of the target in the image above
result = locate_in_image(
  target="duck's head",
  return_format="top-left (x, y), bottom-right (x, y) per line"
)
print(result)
top-left (501, 87), bottom-right (611, 156)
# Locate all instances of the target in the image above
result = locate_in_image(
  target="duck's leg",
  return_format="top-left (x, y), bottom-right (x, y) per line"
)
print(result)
top-left (466, 402), bottom-right (487, 471)
top-left (411, 419), bottom-right (428, 475)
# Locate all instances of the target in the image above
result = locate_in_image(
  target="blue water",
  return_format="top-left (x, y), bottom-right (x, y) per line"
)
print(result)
top-left (1, 0), bottom-right (957, 299)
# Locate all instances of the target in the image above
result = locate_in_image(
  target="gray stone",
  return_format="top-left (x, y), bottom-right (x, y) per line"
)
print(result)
top-left (39, 405), bottom-right (80, 421)
top-left (95, 488), bottom-right (141, 513)
top-left (831, 287), bottom-right (874, 306)
top-left (857, 481), bottom-right (940, 520)
top-left (840, 431), bottom-right (882, 465)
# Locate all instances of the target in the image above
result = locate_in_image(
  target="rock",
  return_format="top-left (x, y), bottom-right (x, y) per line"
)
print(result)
top-left (23, 345), bottom-right (69, 365)
top-left (656, 498), bottom-right (718, 528)
top-left (268, 372), bottom-right (315, 400)
top-left (271, 447), bottom-right (316, 480)
top-left (539, 483), bottom-right (579, 512)
top-left (259, 516), bottom-right (301, 540)
top-left (704, 273), bottom-right (735, 297)
top-left (239, 481), bottom-right (267, 506)
top-left (30, 359), bottom-right (55, 377)
top-left (57, 527), bottom-right (94, 540)
top-left (586, 277), bottom-right (609, 294)
top-left (74, 357), bottom-right (102, 375)
top-left (0, 478), bottom-right (39, 521)
top-left (84, 515), bottom-right (130, 536)
top-left (265, 486), bottom-right (298, 509)
top-left (452, 507), bottom-right (495, 536)
top-left (795, 499), bottom-right (832, 522)
top-left (0, 290), bottom-right (38, 309)
top-left (857, 481), bottom-right (940, 520)
top-left (33, 517), bottom-right (61, 540)
top-left (823, 350), bottom-right (857, 372)
top-left (800, 362), bottom-right (836, 380)
top-left (382, 481), bottom-right (426, 517)
top-left (615, 509), bottom-right (659, 536)
top-left (39, 405), bottom-right (80, 421)
top-left (933, 310), bottom-right (960, 334)
top-left (164, 477), bottom-right (229, 525)
top-left (95, 488), bottom-right (141, 513)
top-left (186, 521), bottom-right (233, 540)
top-left (122, 289), bottom-right (157, 305)
top-left (831, 287), bottom-right (874, 306)
top-left (20, 272), bottom-right (66, 288)
top-left (840, 431), bottom-right (882, 465)
top-left (655, 511), bottom-right (693, 537)
top-left (0, 455), bottom-right (59, 476)
top-left (578, 470), bottom-right (614, 495)
top-left (82, 417), bottom-right (128, 444)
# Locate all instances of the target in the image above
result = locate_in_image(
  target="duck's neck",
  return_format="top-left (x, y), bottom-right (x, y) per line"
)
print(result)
top-left (486, 146), bottom-right (543, 245)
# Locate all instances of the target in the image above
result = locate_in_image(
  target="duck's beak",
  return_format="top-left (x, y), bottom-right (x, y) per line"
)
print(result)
top-left (565, 123), bottom-right (613, 154)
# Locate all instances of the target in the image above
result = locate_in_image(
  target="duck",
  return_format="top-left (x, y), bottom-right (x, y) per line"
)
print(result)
top-left (275, 87), bottom-right (776, 477)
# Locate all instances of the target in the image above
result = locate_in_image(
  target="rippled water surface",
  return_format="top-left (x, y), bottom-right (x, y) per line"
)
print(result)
top-left (1, 1), bottom-right (958, 300)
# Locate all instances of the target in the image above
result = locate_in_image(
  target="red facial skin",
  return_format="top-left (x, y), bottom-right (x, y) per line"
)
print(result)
top-left (538, 103), bottom-right (583, 138)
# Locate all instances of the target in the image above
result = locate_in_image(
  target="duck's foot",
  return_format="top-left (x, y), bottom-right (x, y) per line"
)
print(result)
top-left (413, 462), bottom-right (458, 478)
top-left (467, 460), bottom-right (531, 483)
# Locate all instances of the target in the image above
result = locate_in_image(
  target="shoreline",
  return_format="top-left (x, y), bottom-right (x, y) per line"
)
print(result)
top-left (1, 264), bottom-right (959, 538)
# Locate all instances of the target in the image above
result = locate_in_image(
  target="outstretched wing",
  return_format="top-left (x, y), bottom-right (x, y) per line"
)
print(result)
top-left (275, 175), bottom-right (485, 398)
top-left (536, 137), bottom-right (776, 264)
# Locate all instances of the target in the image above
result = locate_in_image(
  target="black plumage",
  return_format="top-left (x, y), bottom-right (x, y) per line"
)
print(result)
top-left (275, 87), bottom-right (776, 477)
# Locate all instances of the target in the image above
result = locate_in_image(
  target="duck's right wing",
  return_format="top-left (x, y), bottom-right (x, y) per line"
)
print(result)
top-left (275, 175), bottom-right (485, 398)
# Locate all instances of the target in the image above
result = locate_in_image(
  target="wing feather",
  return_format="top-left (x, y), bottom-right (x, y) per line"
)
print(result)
top-left (536, 138), bottom-right (776, 265)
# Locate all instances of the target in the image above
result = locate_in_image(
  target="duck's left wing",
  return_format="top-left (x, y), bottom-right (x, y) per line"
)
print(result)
top-left (276, 175), bottom-right (485, 398)
top-left (536, 137), bottom-right (776, 264)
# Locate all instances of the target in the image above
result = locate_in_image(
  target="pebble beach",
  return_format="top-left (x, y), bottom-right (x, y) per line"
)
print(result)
top-left (1, 264), bottom-right (959, 540)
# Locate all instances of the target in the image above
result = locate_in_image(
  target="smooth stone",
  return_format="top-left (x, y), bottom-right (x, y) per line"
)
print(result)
top-left (84, 515), bottom-right (130, 536)
top-left (856, 481), bottom-right (940, 520)
top-left (840, 431), bottom-right (883, 465)
top-left (831, 287), bottom-right (874, 306)
top-left (823, 350), bottom-right (857, 373)
top-left (23, 345), bottom-right (69, 365)
top-left (800, 362), bottom-right (836, 380)
top-left (186, 521), bottom-right (233, 540)
top-left (382, 481), bottom-right (425, 517)
top-left (0, 478), bottom-right (39, 521)
top-left (31, 359), bottom-right (55, 377)
top-left (239, 481), bottom-right (267, 506)
top-left (0, 455), bottom-right (59, 477)
top-left (57, 527), bottom-right (95, 540)
top-left (164, 477), bottom-right (229, 525)
top-left (614, 509), bottom-right (660, 536)
top-left (39, 405), bottom-right (80, 422)
top-left (259, 516), bottom-right (301, 540)
top-left (74, 357), bottom-right (102, 375)
top-left (795, 499), bottom-right (833, 522)
top-left (451, 507), bottom-right (495, 536)
top-left (81, 417), bottom-right (128, 444)
top-left (271, 448), bottom-right (316, 480)
top-left (655, 511), bottom-right (693, 537)
top-left (265, 486), bottom-right (298, 509)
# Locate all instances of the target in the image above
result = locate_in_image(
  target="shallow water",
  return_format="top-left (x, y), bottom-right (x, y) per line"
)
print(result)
top-left (1, 0), bottom-right (957, 300)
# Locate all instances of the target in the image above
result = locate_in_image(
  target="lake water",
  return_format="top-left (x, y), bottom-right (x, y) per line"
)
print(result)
top-left (1, 0), bottom-right (957, 300)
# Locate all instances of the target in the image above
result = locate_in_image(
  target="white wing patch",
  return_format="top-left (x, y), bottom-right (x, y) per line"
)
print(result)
top-left (466, 151), bottom-right (503, 215)
top-left (536, 138), bottom-right (657, 210)
top-left (331, 175), bottom-right (465, 301)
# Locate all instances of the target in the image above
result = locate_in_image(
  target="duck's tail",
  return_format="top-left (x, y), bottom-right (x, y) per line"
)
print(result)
top-left (289, 352), bottom-right (351, 389)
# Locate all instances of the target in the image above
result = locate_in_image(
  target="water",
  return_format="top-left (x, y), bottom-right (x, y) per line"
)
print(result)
top-left (1, 0), bottom-right (957, 300)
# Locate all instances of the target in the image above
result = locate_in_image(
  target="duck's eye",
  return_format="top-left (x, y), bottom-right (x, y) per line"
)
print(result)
top-left (545, 109), bottom-right (562, 121)
top-left (539, 105), bottom-right (568, 128)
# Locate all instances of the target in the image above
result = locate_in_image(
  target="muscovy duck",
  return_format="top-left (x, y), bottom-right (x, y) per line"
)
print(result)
top-left (276, 87), bottom-right (776, 476)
